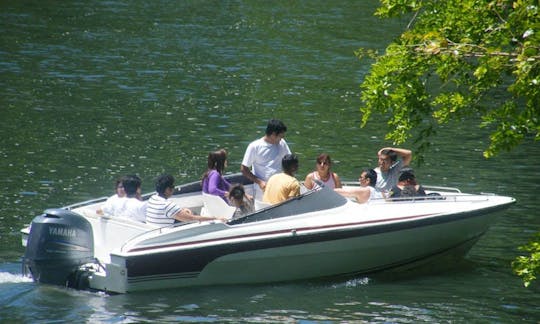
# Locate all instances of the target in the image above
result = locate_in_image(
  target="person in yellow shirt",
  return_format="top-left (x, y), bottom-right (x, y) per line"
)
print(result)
top-left (263, 154), bottom-right (300, 204)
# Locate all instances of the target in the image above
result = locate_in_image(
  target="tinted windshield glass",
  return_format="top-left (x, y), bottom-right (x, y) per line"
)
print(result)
top-left (229, 185), bottom-right (348, 225)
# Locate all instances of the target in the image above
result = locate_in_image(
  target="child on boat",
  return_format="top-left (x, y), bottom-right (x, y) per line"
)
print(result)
top-left (228, 184), bottom-right (254, 219)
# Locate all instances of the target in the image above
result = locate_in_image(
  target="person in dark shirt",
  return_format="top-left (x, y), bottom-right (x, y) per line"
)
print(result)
top-left (389, 170), bottom-right (426, 199)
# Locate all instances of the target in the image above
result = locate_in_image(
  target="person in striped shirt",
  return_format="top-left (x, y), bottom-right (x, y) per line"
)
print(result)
top-left (146, 174), bottom-right (226, 226)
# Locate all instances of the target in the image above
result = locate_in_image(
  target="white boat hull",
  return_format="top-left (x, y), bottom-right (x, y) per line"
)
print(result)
top-left (21, 175), bottom-right (515, 293)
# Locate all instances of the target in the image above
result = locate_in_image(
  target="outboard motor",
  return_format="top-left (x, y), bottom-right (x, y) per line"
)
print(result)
top-left (23, 208), bottom-right (95, 288)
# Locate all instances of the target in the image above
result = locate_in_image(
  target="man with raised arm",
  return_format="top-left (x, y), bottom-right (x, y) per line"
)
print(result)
top-left (374, 147), bottom-right (412, 193)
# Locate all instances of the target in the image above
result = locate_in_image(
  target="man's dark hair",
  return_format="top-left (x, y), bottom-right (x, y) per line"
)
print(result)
top-left (122, 175), bottom-right (141, 197)
top-left (380, 149), bottom-right (398, 162)
top-left (398, 170), bottom-right (416, 182)
top-left (282, 154), bottom-right (299, 174)
top-left (265, 119), bottom-right (287, 136)
top-left (155, 174), bottom-right (175, 196)
top-left (362, 168), bottom-right (378, 187)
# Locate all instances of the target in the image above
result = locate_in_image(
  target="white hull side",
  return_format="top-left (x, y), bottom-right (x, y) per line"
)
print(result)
top-left (119, 208), bottom-right (496, 292)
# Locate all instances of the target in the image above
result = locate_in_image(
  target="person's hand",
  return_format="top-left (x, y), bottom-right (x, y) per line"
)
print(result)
top-left (214, 216), bottom-right (228, 223)
top-left (258, 180), bottom-right (266, 191)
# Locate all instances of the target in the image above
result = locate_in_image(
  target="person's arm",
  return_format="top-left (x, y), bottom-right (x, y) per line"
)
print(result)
top-left (282, 139), bottom-right (292, 154)
top-left (99, 195), bottom-right (115, 216)
top-left (304, 173), bottom-right (314, 190)
top-left (378, 147), bottom-right (412, 166)
top-left (241, 164), bottom-right (265, 190)
top-left (207, 171), bottom-right (228, 197)
top-left (240, 142), bottom-right (265, 190)
top-left (174, 208), bottom-right (226, 223)
top-left (333, 173), bottom-right (342, 189)
top-left (334, 187), bottom-right (370, 204)
top-left (334, 187), bottom-right (356, 199)
top-left (223, 177), bottom-right (232, 191)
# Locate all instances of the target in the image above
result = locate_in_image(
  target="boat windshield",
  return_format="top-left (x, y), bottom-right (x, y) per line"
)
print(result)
top-left (228, 183), bottom-right (348, 225)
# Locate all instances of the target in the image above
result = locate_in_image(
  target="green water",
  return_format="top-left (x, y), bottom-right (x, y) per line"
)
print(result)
top-left (1, 1), bottom-right (539, 322)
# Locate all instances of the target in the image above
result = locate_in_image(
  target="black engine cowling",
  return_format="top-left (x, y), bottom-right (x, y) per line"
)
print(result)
top-left (23, 208), bottom-right (95, 287)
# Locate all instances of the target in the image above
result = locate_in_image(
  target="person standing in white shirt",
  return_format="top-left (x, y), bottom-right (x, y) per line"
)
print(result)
top-left (240, 119), bottom-right (291, 199)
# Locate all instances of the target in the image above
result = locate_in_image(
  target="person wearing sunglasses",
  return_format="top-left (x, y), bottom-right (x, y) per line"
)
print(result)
top-left (334, 168), bottom-right (383, 203)
top-left (304, 153), bottom-right (342, 190)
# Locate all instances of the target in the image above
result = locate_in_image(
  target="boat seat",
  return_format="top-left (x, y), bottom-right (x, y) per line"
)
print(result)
top-left (254, 199), bottom-right (272, 211)
top-left (201, 193), bottom-right (237, 220)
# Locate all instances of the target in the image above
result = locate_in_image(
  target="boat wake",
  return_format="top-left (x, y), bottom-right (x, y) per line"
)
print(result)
top-left (0, 272), bottom-right (33, 284)
top-left (330, 277), bottom-right (371, 289)
top-left (345, 277), bottom-right (370, 287)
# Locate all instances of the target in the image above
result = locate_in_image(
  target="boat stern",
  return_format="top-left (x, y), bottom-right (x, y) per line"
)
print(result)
top-left (87, 255), bottom-right (129, 294)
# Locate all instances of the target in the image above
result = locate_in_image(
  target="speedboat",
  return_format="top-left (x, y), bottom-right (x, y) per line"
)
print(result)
top-left (20, 174), bottom-right (515, 293)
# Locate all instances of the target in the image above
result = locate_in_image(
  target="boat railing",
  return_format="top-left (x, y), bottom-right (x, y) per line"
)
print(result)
top-left (341, 181), bottom-right (462, 193)
top-left (367, 194), bottom-right (495, 205)
top-left (340, 181), bottom-right (499, 204)
top-left (422, 185), bottom-right (462, 193)
top-left (63, 196), bottom-right (109, 210)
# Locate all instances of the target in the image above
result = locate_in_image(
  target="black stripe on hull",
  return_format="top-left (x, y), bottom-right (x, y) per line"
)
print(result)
top-left (126, 233), bottom-right (485, 287)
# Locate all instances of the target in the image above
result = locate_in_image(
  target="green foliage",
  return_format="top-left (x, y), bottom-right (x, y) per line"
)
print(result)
top-left (358, 0), bottom-right (539, 287)
top-left (512, 233), bottom-right (540, 287)
top-left (358, 0), bottom-right (539, 158)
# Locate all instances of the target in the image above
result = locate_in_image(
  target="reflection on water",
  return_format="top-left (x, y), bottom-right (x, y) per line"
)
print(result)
top-left (1, 267), bottom-right (538, 322)
top-left (1, 0), bottom-right (539, 322)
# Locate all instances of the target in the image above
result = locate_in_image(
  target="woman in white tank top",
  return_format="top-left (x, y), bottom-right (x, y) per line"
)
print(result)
top-left (304, 153), bottom-right (342, 190)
